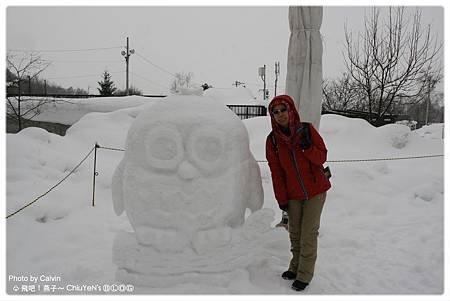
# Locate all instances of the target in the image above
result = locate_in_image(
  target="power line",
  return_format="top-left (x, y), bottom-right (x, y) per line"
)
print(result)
top-left (129, 71), bottom-right (170, 90)
top-left (134, 51), bottom-right (207, 88)
top-left (7, 46), bottom-right (123, 53)
top-left (46, 70), bottom-right (124, 80)
top-left (135, 51), bottom-right (177, 78)
top-left (49, 60), bottom-right (123, 64)
top-left (134, 45), bottom-right (250, 89)
top-left (130, 41), bottom-right (177, 78)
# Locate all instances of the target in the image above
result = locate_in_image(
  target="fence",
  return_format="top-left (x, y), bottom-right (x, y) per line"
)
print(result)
top-left (227, 105), bottom-right (267, 120)
top-left (6, 93), bottom-right (167, 99)
top-left (322, 109), bottom-right (410, 127)
top-left (6, 116), bottom-right (71, 136)
top-left (7, 93), bottom-right (267, 118)
top-left (6, 97), bottom-right (268, 136)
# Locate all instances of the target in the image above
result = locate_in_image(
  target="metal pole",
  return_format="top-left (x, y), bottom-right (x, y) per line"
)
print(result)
top-left (263, 65), bottom-right (266, 100)
top-left (126, 37), bottom-right (130, 96)
top-left (92, 143), bottom-right (99, 207)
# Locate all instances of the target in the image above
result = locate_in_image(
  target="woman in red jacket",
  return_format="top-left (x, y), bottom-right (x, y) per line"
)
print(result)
top-left (266, 95), bottom-right (331, 291)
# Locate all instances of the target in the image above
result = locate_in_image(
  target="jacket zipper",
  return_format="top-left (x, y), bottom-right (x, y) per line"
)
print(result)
top-left (289, 150), bottom-right (309, 200)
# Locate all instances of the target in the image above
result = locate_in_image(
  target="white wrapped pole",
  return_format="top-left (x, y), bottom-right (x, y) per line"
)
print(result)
top-left (285, 6), bottom-right (323, 129)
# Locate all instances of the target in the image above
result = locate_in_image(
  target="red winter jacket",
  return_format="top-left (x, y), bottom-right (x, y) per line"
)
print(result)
top-left (266, 95), bottom-right (331, 208)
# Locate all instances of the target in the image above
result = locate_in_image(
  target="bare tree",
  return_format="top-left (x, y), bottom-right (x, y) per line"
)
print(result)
top-left (344, 7), bottom-right (442, 125)
top-left (401, 70), bottom-right (444, 126)
top-left (170, 71), bottom-right (194, 94)
top-left (6, 52), bottom-right (51, 130)
top-left (322, 73), bottom-right (362, 111)
top-left (115, 85), bottom-right (143, 96)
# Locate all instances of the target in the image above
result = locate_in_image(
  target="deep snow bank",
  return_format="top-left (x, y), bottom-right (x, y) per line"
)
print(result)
top-left (6, 106), bottom-right (444, 294)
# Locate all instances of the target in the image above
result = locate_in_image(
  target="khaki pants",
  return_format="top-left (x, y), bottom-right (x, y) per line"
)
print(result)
top-left (288, 192), bottom-right (326, 283)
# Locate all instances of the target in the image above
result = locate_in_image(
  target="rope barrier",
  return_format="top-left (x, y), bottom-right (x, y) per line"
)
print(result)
top-left (97, 145), bottom-right (443, 163)
top-left (6, 146), bottom-right (96, 219)
top-left (97, 146), bottom-right (125, 152)
top-left (326, 154), bottom-right (444, 163)
top-left (257, 154), bottom-right (443, 163)
top-left (6, 141), bottom-right (443, 219)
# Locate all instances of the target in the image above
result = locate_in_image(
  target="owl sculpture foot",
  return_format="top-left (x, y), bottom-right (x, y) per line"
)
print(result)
top-left (191, 227), bottom-right (232, 254)
top-left (135, 226), bottom-right (189, 253)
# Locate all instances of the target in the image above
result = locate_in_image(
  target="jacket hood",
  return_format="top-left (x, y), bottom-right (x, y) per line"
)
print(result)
top-left (268, 95), bottom-right (301, 134)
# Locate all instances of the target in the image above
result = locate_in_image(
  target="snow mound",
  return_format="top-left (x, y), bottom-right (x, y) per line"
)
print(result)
top-left (376, 124), bottom-right (411, 149)
top-left (178, 87), bottom-right (204, 96)
top-left (414, 123), bottom-right (444, 140)
top-left (18, 127), bottom-right (54, 144)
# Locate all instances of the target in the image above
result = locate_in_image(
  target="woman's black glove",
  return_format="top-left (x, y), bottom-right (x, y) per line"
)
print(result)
top-left (298, 123), bottom-right (312, 150)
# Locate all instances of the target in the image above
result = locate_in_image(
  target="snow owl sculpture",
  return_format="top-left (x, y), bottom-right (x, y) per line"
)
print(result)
top-left (112, 95), bottom-right (263, 253)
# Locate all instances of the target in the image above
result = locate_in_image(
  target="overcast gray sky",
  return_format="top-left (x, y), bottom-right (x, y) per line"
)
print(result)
top-left (6, 6), bottom-right (444, 96)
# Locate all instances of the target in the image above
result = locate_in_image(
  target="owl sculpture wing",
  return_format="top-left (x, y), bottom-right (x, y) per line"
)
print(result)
top-left (246, 155), bottom-right (264, 212)
top-left (111, 159), bottom-right (125, 216)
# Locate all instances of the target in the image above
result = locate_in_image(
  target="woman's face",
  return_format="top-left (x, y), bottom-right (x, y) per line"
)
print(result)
top-left (272, 104), bottom-right (289, 128)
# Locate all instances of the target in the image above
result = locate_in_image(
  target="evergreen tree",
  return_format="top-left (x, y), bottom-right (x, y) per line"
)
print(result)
top-left (97, 70), bottom-right (117, 96)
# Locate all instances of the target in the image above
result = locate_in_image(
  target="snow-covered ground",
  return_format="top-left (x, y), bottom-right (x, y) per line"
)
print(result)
top-left (4, 95), bottom-right (445, 296)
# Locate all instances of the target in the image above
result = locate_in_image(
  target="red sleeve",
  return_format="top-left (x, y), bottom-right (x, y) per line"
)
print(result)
top-left (265, 136), bottom-right (288, 206)
top-left (302, 124), bottom-right (328, 166)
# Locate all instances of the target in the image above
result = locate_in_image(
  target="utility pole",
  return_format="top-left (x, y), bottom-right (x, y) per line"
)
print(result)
top-left (258, 65), bottom-right (267, 100)
top-left (44, 79), bottom-right (47, 96)
top-left (121, 37), bottom-right (135, 96)
top-left (274, 61), bottom-right (280, 96)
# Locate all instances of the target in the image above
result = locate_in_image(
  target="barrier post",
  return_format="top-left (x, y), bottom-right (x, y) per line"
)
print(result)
top-left (92, 143), bottom-right (99, 207)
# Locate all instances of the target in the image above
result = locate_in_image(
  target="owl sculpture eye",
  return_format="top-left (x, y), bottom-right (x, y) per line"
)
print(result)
top-left (144, 125), bottom-right (183, 170)
top-left (187, 127), bottom-right (228, 175)
top-left (195, 136), bottom-right (222, 162)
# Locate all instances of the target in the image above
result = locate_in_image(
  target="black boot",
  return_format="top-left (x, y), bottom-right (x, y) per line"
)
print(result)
top-left (281, 271), bottom-right (297, 280)
top-left (292, 280), bottom-right (309, 291)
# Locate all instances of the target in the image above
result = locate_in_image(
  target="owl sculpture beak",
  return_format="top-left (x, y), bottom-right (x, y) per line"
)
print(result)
top-left (177, 161), bottom-right (199, 180)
